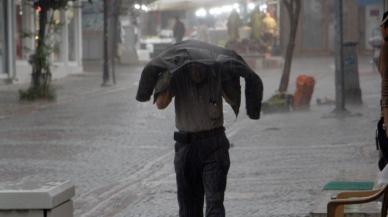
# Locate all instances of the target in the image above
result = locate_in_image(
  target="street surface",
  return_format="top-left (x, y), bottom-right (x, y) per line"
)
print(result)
top-left (0, 57), bottom-right (380, 217)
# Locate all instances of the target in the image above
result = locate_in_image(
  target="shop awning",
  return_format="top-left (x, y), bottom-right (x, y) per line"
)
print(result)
top-left (354, 0), bottom-right (381, 5)
top-left (149, 0), bottom-right (238, 11)
top-left (149, 0), bottom-right (196, 11)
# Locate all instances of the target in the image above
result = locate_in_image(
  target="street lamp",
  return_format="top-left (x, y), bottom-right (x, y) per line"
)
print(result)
top-left (334, 0), bottom-right (346, 113)
top-left (102, 0), bottom-right (109, 86)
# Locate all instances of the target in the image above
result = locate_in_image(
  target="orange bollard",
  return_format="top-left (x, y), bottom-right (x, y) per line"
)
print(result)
top-left (293, 75), bottom-right (315, 110)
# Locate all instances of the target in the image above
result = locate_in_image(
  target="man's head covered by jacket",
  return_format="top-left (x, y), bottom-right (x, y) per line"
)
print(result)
top-left (189, 63), bottom-right (209, 83)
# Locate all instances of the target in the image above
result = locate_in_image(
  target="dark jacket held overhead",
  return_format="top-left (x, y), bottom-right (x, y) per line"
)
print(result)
top-left (135, 40), bottom-right (263, 120)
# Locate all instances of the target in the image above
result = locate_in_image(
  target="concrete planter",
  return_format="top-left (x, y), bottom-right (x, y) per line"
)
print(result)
top-left (0, 180), bottom-right (75, 217)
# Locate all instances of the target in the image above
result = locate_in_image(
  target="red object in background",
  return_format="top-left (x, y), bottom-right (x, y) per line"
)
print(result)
top-left (293, 75), bottom-right (315, 110)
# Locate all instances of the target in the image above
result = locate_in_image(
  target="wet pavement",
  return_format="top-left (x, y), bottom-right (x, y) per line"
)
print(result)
top-left (0, 57), bottom-right (381, 217)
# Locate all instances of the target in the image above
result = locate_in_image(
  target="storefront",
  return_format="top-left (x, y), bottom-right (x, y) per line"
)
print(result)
top-left (0, 0), bottom-right (83, 84)
top-left (364, 3), bottom-right (383, 50)
top-left (141, 0), bottom-right (280, 46)
top-left (279, 0), bottom-right (386, 56)
top-left (0, 0), bottom-right (14, 80)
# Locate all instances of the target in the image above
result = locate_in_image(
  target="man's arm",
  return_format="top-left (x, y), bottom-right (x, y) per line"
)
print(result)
top-left (155, 90), bottom-right (173, 110)
top-left (153, 71), bottom-right (173, 109)
top-left (221, 72), bottom-right (240, 107)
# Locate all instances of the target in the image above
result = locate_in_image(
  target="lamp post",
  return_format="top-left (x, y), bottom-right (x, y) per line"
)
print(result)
top-left (334, 0), bottom-right (346, 113)
top-left (102, 0), bottom-right (109, 86)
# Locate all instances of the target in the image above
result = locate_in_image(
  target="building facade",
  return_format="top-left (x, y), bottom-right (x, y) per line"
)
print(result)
top-left (82, 0), bottom-right (103, 60)
top-left (82, 1), bottom-right (139, 64)
top-left (280, 0), bottom-right (385, 56)
top-left (0, 0), bottom-right (83, 84)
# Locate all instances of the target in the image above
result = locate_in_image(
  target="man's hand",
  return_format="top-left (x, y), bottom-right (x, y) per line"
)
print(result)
top-left (155, 90), bottom-right (172, 110)
top-left (153, 71), bottom-right (173, 109)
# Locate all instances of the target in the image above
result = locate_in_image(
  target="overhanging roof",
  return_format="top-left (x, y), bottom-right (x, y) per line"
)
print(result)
top-left (149, 0), bottom-right (239, 11)
top-left (354, 0), bottom-right (381, 5)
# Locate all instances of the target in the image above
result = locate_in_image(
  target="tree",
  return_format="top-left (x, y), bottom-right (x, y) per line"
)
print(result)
top-left (20, 0), bottom-right (74, 100)
top-left (278, 0), bottom-right (301, 93)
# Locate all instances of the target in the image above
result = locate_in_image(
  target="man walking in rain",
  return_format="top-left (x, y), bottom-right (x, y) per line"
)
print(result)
top-left (155, 63), bottom-right (231, 217)
top-left (136, 40), bottom-right (263, 217)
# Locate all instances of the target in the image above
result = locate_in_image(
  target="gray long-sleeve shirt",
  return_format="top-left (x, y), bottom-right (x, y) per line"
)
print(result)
top-left (155, 69), bottom-right (237, 132)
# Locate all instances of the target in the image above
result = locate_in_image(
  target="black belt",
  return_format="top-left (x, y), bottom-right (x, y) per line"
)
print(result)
top-left (174, 127), bottom-right (225, 143)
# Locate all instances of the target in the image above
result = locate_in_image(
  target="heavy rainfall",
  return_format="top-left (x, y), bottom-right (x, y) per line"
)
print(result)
top-left (0, 0), bottom-right (387, 217)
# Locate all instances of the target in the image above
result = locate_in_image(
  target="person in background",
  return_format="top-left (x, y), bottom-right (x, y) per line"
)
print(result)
top-left (197, 19), bottom-right (209, 43)
top-left (249, 7), bottom-right (263, 42)
top-left (378, 11), bottom-right (388, 171)
top-left (227, 10), bottom-right (242, 42)
top-left (173, 16), bottom-right (186, 43)
top-left (261, 12), bottom-right (278, 53)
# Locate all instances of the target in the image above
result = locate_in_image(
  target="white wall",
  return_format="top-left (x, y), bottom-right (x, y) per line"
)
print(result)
top-left (13, 1), bottom-right (84, 84)
top-left (365, 4), bottom-right (383, 50)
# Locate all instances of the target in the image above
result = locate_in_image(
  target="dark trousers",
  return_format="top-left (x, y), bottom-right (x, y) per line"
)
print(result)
top-left (174, 132), bottom-right (230, 217)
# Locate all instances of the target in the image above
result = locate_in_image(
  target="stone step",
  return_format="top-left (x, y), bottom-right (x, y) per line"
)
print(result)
top-left (0, 73), bottom-right (12, 85)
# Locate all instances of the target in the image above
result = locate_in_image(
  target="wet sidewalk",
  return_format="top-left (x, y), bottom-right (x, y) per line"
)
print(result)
top-left (0, 55), bottom-right (382, 217)
top-left (0, 56), bottom-right (378, 117)
top-left (0, 62), bottom-right (144, 119)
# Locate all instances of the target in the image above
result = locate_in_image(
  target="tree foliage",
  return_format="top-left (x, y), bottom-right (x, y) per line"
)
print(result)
top-left (20, 0), bottom-right (74, 101)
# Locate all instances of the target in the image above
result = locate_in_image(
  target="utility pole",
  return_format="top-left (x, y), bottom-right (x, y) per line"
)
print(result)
top-left (334, 0), bottom-right (346, 113)
top-left (110, 0), bottom-right (121, 85)
top-left (385, 0), bottom-right (388, 11)
top-left (102, 0), bottom-right (109, 86)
